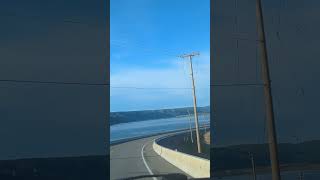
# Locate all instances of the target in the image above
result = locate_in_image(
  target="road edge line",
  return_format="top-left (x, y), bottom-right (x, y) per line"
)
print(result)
top-left (141, 140), bottom-right (157, 180)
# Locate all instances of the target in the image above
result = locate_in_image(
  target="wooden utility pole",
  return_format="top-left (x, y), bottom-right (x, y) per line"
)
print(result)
top-left (299, 172), bottom-right (304, 180)
top-left (256, 0), bottom-right (281, 179)
top-left (179, 52), bottom-right (202, 153)
top-left (187, 109), bottom-right (194, 143)
top-left (249, 152), bottom-right (257, 180)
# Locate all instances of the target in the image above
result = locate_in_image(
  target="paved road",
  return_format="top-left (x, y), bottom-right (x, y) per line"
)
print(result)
top-left (110, 132), bottom-right (190, 180)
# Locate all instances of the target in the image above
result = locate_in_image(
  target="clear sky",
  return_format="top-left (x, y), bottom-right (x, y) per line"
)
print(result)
top-left (110, 0), bottom-right (210, 112)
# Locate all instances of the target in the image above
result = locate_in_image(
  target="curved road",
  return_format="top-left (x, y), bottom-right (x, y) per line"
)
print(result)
top-left (110, 132), bottom-right (190, 180)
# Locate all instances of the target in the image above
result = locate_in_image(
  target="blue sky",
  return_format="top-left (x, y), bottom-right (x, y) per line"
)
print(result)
top-left (110, 0), bottom-right (210, 112)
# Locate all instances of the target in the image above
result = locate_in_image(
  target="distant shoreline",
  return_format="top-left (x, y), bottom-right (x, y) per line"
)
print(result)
top-left (110, 106), bottom-right (210, 125)
top-left (111, 124), bottom-right (210, 145)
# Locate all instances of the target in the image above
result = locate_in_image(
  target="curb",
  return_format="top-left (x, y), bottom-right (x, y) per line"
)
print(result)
top-left (152, 133), bottom-right (210, 178)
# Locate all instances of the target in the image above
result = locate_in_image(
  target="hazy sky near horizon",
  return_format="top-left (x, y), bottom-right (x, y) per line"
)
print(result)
top-left (110, 0), bottom-right (210, 112)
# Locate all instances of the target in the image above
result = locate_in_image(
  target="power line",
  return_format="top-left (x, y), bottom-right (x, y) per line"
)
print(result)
top-left (0, 80), bottom-right (192, 89)
top-left (0, 79), bottom-right (265, 88)
top-left (111, 86), bottom-right (193, 90)
top-left (112, 84), bottom-right (265, 89)
top-left (210, 83), bottom-right (265, 87)
top-left (0, 79), bottom-right (108, 86)
top-left (0, 13), bottom-right (100, 27)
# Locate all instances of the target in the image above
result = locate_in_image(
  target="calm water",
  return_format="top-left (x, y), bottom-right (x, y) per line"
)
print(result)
top-left (110, 115), bottom-right (210, 142)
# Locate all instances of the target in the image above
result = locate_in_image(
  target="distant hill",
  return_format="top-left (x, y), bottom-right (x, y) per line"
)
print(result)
top-left (110, 106), bottom-right (210, 125)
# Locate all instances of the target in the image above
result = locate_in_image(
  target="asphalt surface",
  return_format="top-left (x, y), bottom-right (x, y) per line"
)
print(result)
top-left (110, 132), bottom-right (190, 180)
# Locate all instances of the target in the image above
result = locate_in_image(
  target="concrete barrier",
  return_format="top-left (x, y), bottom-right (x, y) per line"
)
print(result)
top-left (153, 135), bottom-right (210, 178)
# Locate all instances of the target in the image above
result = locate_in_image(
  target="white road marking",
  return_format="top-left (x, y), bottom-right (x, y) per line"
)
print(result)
top-left (141, 140), bottom-right (157, 180)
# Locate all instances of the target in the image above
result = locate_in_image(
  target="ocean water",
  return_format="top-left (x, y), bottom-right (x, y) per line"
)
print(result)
top-left (110, 115), bottom-right (210, 142)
